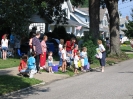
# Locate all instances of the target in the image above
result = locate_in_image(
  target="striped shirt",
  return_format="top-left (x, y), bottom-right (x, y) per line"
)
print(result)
top-left (32, 37), bottom-right (42, 55)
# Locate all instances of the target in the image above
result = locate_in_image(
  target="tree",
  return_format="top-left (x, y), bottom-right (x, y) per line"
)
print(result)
top-left (124, 9), bottom-right (133, 38)
top-left (89, 0), bottom-right (100, 44)
top-left (104, 0), bottom-right (132, 56)
top-left (104, 0), bottom-right (120, 56)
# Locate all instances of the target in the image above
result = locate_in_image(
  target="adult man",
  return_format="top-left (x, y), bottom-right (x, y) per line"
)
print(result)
top-left (65, 37), bottom-right (76, 66)
top-left (32, 32), bottom-right (42, 74)
top-left (66, 37), bottom-right (76, 53)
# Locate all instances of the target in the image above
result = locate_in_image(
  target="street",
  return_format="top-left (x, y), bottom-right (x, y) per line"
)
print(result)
top-left (2, 59), bottom-right (133, 99)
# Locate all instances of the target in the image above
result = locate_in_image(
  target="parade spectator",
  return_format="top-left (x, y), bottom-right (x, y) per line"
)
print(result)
top-left (18, 55), bottom-right (29, 76)
top-left (29, 33), bottom-right (36, 53)
top-left (65, 37), bottom-right (76, 54)
top-left (97, 40), bottom-right (106, 72)
top-left (10, 34), bottom-right (15, 48)
top-left (61, 45), bottom-right (67, 73)
top-left (65, 37), bottom-right (76, 66)
top-left (40, 35), bottom-right (48, 69)
top-left (58, 39), bottom-right (64, 67)
top-left (48, 51), bottom-right (54, 73)
top-left (1, 35), bottom-right (8, 60)
top-left (14, 35), bottom-right (21, 55)
top-left (74, 52), bottom-right (80, 74)
top-left (32, 32), bottom-right (42, 74)
top-left (27, 52), bottom-right (37, 78)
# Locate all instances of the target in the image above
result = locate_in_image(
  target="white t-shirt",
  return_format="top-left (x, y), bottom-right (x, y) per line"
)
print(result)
top-left (1, 39), bottom-right (8, 47)
top-left (48, 56), bottom-right (53, 63)
top-left (59, 44), bottom-right (63, 53)
top-left (59, 44), bottom-right (63, 49)
top-left (80, 51), bottom-right (87, 58)
top-left (61, 49), bottom-right (66, 59)
top-left (74, 55), bottom-right (79, 65)
top-left (99, 44), bottom-right (105, 52)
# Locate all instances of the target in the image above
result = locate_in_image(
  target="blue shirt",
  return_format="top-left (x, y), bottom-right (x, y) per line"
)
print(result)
top-left (10, 34), bottom-right (15, 44)
top-left (27, 57), bottom-right (36, 70)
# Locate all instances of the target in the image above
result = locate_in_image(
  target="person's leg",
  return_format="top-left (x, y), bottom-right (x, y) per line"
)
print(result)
top-left (101, 52), bottom-right (106, 72)
top-left (48, 67), bottom-right (51, 73)
top-left (62, 62), bottom-right (64, 72)
top-left (35, 55), bottom-right (41, 73)
top-left (5, 50), bottom-right (7, 60)
top-left (44, 52), bottom-right (46, 67)
top-left (2, 50), bottom-right (4, 60)
top-left (64, 61), bottom-right (67, 72)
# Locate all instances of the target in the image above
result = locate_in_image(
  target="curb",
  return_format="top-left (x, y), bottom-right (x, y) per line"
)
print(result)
top-left (0, 82), bottom-right (45, 98)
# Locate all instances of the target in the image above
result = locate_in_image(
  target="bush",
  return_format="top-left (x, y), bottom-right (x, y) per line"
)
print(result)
top-left (123, 41), bottom-right (130, 45)
top-left (82, 37), bottom-right (97, 64)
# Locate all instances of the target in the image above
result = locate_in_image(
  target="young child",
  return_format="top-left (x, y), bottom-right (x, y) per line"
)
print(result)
top-left (61, 45), bottom-right (67, 73)
top-left (80, 47), bottom-right (88, 72)
top-left (95, 48), bottom-right (102, 59)
top-left (48, 51), bottom-right (54, 73)
top-left (72, 44), bottom-right (78, 57)
top-left (27, 52), bottom-right (37, 78)
top-left (74, 52), bottom-right (80, 74)
top-left (18, 55), bottom-right (28, 76)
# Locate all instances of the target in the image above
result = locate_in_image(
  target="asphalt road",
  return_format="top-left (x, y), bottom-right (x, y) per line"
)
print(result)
top-left (3, 59), bottom-right (133, 99)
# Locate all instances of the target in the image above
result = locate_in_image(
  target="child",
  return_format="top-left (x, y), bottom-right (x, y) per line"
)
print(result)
top-left (80, 47), bottom-right (88, 72)
top-left (18, 55), bottom-right (28, 76)
top-left (95, 48), bottom-right (102, 59)
top-left (74, 52), bottom-right (80, 74)
top-left (72, 44), bottom-right (78, 57)
top-left (27, 52), bottom-right (37, 78)
top-left (48, 51), bottom-right (54, 73)
top-left (61, 45), bottom-right (67, 73)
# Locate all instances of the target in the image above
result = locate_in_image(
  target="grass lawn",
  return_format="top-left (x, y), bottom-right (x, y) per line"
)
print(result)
top-left (120, 45), bottom-right (132, 52)
top-left (0, 75), bottom-right (42, 95)
top-left (0, 58), bottom-right (20, 69)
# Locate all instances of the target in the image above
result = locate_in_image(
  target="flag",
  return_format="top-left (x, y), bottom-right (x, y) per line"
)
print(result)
top-left (76, 26), bottom-right (82, 30)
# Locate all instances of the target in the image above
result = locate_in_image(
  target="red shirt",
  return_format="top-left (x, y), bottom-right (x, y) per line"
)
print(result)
top-left (73, 49), bottom-right (78, 57)
top-left (66, 41), bottom-right (74, 52)
top-left (18, 60), bottom-right (27, 72)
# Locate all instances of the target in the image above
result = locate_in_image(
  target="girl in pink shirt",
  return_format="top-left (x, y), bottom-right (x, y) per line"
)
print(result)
top-left (40, 36), bottom-right (48, 68)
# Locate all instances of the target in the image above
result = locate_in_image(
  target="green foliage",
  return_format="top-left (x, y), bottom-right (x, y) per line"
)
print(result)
top-left (124, 9), bottom-right (133, 38)
top-left (0, 75), bottom-right (42, 95)
top-left (82, 36), bottom-right (97, 64)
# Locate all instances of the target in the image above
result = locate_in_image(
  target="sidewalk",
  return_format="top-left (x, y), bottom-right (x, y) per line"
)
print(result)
top-left (0, 61), bottom-right (69, 83)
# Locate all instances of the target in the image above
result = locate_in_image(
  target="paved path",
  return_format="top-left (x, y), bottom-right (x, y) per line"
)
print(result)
top-left (2, 59), bottom-right (133, 99)
top-left (0, 61), bottom-right (69, 83)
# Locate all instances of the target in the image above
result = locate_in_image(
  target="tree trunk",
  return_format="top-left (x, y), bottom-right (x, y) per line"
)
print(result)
top-left (89, 0), bottom-right (100, 43)
top-left (104, 0), bottom-right (121, 56)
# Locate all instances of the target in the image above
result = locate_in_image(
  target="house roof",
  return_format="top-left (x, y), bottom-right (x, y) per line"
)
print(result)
top-left (50, 19), bottom-right (87, 27)
top-left (76, 8), bottom-right (107, 21)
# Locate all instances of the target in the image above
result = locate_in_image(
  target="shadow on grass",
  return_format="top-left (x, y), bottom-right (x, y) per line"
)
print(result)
top-left (0, 75), bottom-right (46, 98)
top-left (121, 49), bottom-right (133, 52)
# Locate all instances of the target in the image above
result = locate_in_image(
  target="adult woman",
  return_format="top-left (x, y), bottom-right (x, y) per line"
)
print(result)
top-left (29, 33), bottom-right (36, 53)
top-left (40, 35), bottom-right (48, 68)
top-left (97, 40), bottom-right (106, 72)
top-left (58, 39), bottom-right (64, 67)
top-left (1, 35), bottom-right (8, 60)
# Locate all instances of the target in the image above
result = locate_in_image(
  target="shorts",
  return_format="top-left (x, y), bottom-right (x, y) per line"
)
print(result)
top-left (81, 59), bottom-right (85, 66)
top-left (2, 47), bottom-right (8, 51)
top-left (48, 63), bottom-right (53, 67)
